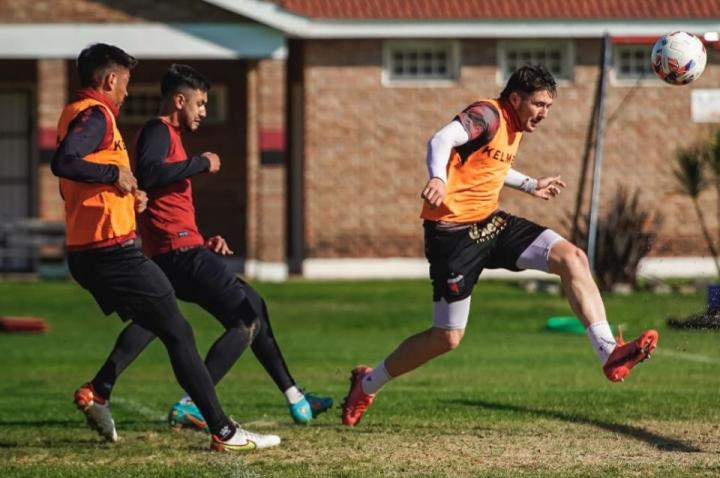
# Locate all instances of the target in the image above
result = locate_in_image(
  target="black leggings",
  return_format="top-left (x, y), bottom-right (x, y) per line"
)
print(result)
top-left (68, 246), bottom-right (232, 436)
top-left (92, 286), bottom-right (294, 399)
top-left (129, 295), bottom-right (229, 435)
top-left (91, 248), bottom-right (296, 408)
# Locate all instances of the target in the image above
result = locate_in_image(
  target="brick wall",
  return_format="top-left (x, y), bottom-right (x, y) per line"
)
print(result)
top-left (253, 59), bottom-right (286, 262)
top-left (37, 59), bottom-right (66, 222)
top-left (245, 59), bottom-right (288, 263)
top-left (301, 38), bottom-right (718, 258)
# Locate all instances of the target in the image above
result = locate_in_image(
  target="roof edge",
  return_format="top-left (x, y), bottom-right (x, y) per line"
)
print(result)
top-left (203, 0), bottom-right (720, 38)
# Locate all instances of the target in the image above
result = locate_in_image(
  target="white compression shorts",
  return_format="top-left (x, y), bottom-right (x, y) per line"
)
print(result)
top-left (515, 229), bottom-right (565, 272)
top-left (432, 296), bottom-right (472, 330)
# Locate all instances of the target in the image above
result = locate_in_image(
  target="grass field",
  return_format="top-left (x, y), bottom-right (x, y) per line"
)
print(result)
top-left (1, 279), bottom-right (719, 477)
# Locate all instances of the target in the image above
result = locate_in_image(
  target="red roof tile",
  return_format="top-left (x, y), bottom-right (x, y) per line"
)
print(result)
top-left (277, 0), bottom-right (720, 20)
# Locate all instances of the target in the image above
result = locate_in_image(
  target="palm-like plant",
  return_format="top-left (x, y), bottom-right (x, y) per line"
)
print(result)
top-left (707, 130), bottom-right (720, 242)
top-left (674, 143), bottom-right (720, 276)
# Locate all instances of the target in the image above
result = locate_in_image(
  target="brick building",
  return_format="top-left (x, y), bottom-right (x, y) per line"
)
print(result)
top-left (2, 0), bottom-right (719, 279)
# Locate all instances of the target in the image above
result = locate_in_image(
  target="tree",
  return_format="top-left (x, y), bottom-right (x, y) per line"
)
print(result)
top-left (569, 186), bottom-right (662, 291)
top-left (674, 143), bottom-right (720, 277)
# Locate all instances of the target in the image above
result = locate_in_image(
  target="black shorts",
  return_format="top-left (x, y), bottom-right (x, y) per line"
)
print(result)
top-left (152, 246), bottom-right (259, 327)
top-left (67, 242), bottom-right (175, 321)
top-left (424, 210), bottom-right (546, 303)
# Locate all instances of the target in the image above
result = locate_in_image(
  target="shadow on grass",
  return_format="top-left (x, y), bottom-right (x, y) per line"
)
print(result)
top-left (0, 437), bottom-right (102, 448)
top-left (449, 399), bottom-right (702, 453)
top-left (0, 419), bottom-right (157, 427)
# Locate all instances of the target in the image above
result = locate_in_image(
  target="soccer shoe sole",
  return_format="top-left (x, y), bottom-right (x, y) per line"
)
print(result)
top-left (211, 438), bottom-right (258, 452)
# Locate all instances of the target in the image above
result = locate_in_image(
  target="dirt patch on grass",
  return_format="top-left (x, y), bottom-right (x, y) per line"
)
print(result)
top-left (5, 420), bottom-right (720, 477)
top-left (243, 419), bottom-right (720, 476)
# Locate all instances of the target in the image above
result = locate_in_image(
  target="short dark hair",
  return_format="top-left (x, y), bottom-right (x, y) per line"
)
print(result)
top-left (77, 43), bottom-right (137, 88)
top-left (160, 64), bottom-right (211, 98)
top-left (499, 64), bottom-right (557, 99)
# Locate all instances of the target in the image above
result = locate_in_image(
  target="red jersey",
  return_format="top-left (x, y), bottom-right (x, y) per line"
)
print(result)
top-left (134, 118), bottom-right (210, 257)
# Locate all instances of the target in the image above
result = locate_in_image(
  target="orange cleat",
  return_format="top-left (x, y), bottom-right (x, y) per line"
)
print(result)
top-left (603, 329), bottom-right (659, 382)
top-left (341, 366), bottom-right (375, 426)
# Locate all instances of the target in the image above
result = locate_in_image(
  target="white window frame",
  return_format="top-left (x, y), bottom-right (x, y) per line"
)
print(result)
top-left (497, 40), bottom-right (574, 85)
top-left (382, 40), bottom-right (460, 87)
top-left (611, 43), bottom-right (663, 86)
top-left (121, 84), bottom-right (227, 124)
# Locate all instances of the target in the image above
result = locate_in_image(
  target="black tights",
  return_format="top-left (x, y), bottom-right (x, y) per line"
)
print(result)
top-left (92, 286), bottom-right (295, 407)
top-left (121, 294), bottom-right (230, 436)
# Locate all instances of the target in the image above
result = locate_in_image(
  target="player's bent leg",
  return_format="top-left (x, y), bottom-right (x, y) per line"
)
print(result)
top-left (342, 298), bottom-right (469, 427)
top-left (543, 236), bottom-right (659, 381)
top-left (240, 286), bottom-right (334, 424)
top-left (545, 239), bottom-right (606, 329)
top-left (386, 326), bottom-right (465, 377)
top-left (74, 382), bottom-right (118, 442)
top-left (132, 293), bottom-right (234, 437)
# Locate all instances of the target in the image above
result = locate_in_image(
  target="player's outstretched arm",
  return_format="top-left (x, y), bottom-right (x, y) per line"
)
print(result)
top-left (504, 169), bottom-right (566, 201)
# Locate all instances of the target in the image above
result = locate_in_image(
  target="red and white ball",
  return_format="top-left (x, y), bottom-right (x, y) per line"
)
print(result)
top-left (651, 31), bottom-right (707, 85)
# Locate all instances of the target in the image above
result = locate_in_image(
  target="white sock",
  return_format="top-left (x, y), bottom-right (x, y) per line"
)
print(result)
top-left (283, 385), bottom-right (305, 404)
top-left (586, 320), bottom-right (617, 365)
top-left (179, 394), bottom-right (192, 405)
top-left (361, 361), bottom-right (392, 395)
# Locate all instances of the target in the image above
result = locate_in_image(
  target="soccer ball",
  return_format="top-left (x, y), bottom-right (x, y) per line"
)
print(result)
top-left (651, 31), bottom-right (707, 85)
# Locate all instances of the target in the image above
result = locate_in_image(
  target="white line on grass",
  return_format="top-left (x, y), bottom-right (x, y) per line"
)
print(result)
top-left (111, 396), bottom-right (166, 422)
top-left (656, 349), bottom-right (720, 365)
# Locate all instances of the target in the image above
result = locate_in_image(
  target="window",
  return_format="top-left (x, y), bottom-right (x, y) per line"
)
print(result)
top-left (383, 41), bottom-right (459, 85)
top-left (498, 40), bottom-right (574, 83)
top-left (121, 84), bottom-right (227, 124)
top-left (613, 44), bottom-right (654, 82)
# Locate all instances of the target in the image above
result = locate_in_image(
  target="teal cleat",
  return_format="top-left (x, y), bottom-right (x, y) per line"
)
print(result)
top-left (289, 393), bottom-right (333, 424)
top-left (168, 400), bottom-right (209, 433)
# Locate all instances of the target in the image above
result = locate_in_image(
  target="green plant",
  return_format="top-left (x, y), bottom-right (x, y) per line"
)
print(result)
top-left (674, 142), bottom-right (720, 276)
top-left (569, 186), bottom-right (662, 291)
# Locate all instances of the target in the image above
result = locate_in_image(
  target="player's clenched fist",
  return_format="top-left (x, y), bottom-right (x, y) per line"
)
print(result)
top-left (203, 152), bottom-right (221, 174)
top-left (134, 189), bottom-right (148, 213)
top-left (421, 177), bottom-right (446, 208)
top-left (114, 166), bottom-right (137, 194)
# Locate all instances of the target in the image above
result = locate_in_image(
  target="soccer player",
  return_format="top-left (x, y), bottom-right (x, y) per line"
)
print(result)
top-left (73, 64), bottom-right (332, 436)
top-left (53, 43), bottom-right (280, 451)
top-left (341, 64), bottom-right (659, 426)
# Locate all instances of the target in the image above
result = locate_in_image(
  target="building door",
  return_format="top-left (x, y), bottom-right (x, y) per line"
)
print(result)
top-left (0, 91), bottom-right (35, 271)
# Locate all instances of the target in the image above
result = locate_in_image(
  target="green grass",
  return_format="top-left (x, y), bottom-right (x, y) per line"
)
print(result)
top-left (1, 279), bottom-right (719, 477)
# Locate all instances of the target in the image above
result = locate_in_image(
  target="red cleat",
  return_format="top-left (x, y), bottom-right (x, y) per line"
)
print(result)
top-left (603, 329), bottom-right (659, 382)
top-left (341, 366), bottom-right (375, 426)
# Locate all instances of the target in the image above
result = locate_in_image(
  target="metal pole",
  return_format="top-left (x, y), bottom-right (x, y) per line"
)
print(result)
top-left (587, 32), bottom-right (611, 273)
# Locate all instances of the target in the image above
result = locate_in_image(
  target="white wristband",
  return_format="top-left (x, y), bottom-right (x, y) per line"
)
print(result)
top-left (505, 168), bottom-right (537, 194)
